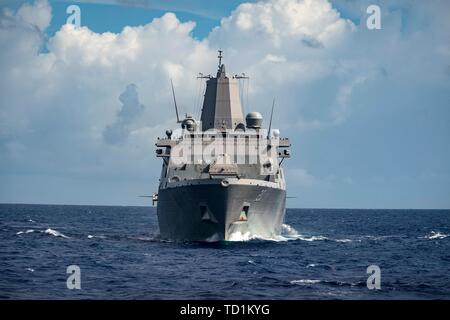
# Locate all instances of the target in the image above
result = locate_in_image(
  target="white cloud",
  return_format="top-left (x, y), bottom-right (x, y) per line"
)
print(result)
top-left (17, 0), bottom-right (51, 30)
top-left (331, 75), bottom-right (367, 125)
top-left (263, 54), bottom-right (286, 63)
top-left (103, 83), bottom-right (145, 145)
top-left (0, 0), bottom-right (449, 205)
top-left (0, 0), bottom-right (390, 153)
top-left (210, 0), bottom-right (355, 48)
top-left (0, 1), bottom-right (218, 183)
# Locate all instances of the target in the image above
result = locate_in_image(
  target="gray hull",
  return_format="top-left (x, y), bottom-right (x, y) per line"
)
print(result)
top-left (156, 179), bottom-right (286, 241)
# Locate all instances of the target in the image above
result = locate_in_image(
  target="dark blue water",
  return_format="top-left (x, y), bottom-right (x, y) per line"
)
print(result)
top-left (0, 204), bottom-right (449, 299)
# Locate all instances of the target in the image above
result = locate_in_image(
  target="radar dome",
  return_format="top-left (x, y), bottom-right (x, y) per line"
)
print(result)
top-left (271, 129), bottom-right (280, 138)
top-left (245, 112), bottom-right (263, 129)
top-left (181, 115), bottom-right (197, 132)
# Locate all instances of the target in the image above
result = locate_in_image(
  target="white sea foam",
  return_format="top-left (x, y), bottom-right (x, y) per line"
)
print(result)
top-left (87, 234), bottom-right (107, 239)
top-left (227, 224), bottom-right (299, 242)
top-left (44, 228), bottom-right (69, 238)
top-left (297, 235), bottom-right (328, 242)
top-left (281, 224), bottom-right (298, 237)
top-left (227, 231), bottom-right (259, 241)
top-left (280, 224), bottom-right (331, 242)
top-left (425, 231), bottom-right (448, 240)
top-left (335, 238), bottom-right (354, 243)
top-left (17, 228), bottom-right (70, 238)
top-left (226, 223), bottom-right (358, 243)
top-left (227, 224), bottom-right (332, 242)
top-left (16, 229), bottom-right (35, 235)
top-left (290, 279), bottom-right (322, 285)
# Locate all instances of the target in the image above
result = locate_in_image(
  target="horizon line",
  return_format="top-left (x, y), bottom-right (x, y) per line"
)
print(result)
top-left (0, 202), bottom-right (449, 211)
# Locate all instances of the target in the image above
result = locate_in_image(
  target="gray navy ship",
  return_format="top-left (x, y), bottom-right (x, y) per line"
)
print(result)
top-left (154, 51), bottom-right (291, 241)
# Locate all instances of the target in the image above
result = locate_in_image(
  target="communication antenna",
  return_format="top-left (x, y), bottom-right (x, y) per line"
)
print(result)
top-left (218, 49), bottom-right (223, 67)
top-left (267, 98), bottom-right (275, 139)
top-left (170, 79), bottom-right (181, 123)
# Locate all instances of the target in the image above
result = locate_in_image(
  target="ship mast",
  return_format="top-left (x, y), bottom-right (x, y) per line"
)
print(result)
top-left (218, 49), bottom-right (223, 68)
top-left (200, 50), bottom-right (245, 131)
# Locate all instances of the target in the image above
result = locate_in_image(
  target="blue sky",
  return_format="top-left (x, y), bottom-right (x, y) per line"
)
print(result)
top-left (46, 1), bottom-right (229, 39)
top-left (0, 0), bottom-right (449, 208)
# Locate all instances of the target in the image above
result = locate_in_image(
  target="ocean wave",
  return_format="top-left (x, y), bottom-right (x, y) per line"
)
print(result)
top-left (290, 279), bottom-right (365, 287)
top-left (290, 279), bottom-right (322, 285)
top-left (44, 228), bottom-right (69, 238)
top-left (219, 224), bottom-right (402, 244)
top-left (424, 231), bottom-right (448, 240)
top-left (16, 228), bottom-right (69, 238)
top-left (227, 224), bottom-right (336, 243)
top-left (281, 224), bottom-right (298, 237)
top-left (362, 235), bottom-right (399, 241)
top-left (227, 231), bottom-right (259, 241)
top-left (87, 234), bottom-right (107, 239)
top-left (297, 235), bottom-right (328, 242)
top-left (281, 225), bottom-right (358, 243)
top-left (305, 263), bottom-right (335, 271)
top-left (227, 224), bottom-right (303, 242)
top-left (126, 235), bottom-right (162, 242)
top-left (335, 238), bottom-right (355, 243)
top-left (277, 224), bottom-right (328, 242)
top-left (16, 229), bottom-right (35, 235)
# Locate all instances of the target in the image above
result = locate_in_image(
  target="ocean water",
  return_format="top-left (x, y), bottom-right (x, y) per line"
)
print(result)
top-left (0, 204), bottom-right (449, 300)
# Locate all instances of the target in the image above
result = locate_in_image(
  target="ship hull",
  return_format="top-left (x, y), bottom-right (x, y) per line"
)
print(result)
top-left (156, 179), bottom-right (286, 241)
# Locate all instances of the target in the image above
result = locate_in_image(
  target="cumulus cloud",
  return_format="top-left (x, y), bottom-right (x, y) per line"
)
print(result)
top-left (214, 0), bottom-right (354, 45)
top-left (103, 84), bottom-right (145, 145)
top-left (0, 0), bottom-right (215, 180)
top-left (0, 0), bottom-right (449, 206)
top-left (206, 0), bottom-right (367, 131)
top-left (16, 0), bottom-right (51, 30)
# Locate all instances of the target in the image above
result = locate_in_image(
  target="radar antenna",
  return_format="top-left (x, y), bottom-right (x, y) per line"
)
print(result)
top-left (170, 79), bottom-right (181, 123)
top-left (267, 98), bottom-right (275, 139)
top-left (218, 49), bottom-right (223, 67)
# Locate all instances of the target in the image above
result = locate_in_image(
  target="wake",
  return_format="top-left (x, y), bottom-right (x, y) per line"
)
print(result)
top-left (227, 224), bottom-right (316, 242)
top-left (227, 224), bottom-right (357, 243)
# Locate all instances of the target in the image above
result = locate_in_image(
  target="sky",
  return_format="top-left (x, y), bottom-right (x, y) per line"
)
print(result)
top-left (0, 0), bottom-right (449, 208)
